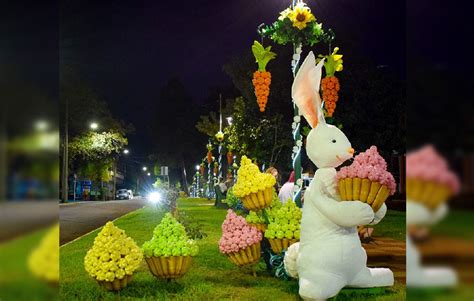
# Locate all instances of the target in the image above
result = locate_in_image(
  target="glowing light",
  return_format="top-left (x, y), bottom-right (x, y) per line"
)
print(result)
top-left (195, 165), bottom-right (200, 171)
top-left (147, 192), bottom-right (161, 204)
top-left (142, 167), bottom-right (147, 171)
top-left (226, 117), bottom-right (233, 126)
top-left (123, 149), bottom-right (129, 154)
top-left (34, 120), bottom-right (49, 131)
top-left (90, 122), bottom-right (98, 130)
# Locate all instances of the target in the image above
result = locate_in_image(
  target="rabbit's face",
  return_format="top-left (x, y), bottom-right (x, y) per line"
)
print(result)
top-left (306, 123), bottom-right (354, 168)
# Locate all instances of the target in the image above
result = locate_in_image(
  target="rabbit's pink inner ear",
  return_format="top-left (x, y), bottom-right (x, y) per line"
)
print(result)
top-left (301, 97), bottom-right (318, 128)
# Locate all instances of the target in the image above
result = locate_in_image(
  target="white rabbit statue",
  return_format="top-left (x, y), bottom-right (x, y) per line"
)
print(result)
top-left (284, 52), bottom-right (394, 300)
top-left (406, 201), bottom-right (457, 287)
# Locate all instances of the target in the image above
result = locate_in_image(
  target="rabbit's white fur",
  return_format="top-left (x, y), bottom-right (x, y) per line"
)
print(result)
top-left (406, 201), bottom-right (457, 287)
top-left (287, 52), bottom-right (394, 300)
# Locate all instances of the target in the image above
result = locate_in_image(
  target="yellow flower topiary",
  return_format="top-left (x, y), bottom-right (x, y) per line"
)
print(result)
top-left (84, 222), bottom-right (142, 282)
top-left (28, 223), bottom-right (59, 283)
top-left (233, 156), bottom-right (276, 198)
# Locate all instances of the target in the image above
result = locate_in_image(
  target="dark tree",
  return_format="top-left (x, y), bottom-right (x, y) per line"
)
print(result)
top-left (150, 78), bottom-right (206, 193)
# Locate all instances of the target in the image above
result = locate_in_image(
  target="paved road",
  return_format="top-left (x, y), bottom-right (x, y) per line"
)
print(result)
top-left (60, 198), bottom-right (148, 245)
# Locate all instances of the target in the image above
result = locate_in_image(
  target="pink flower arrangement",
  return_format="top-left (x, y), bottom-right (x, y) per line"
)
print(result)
top-left (406, 145), bottom-right (460, 193)
top-left (337, 146), bottom-right (396, 194)
top-left (219, 210), bottom-right (262, 254)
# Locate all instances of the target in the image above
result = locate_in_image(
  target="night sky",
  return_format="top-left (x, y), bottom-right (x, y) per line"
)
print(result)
top-left (61, 0), bottom-right (406, 158)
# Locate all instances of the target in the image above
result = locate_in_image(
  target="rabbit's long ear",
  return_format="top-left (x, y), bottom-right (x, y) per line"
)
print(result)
top-left (292, 52), bottom-right (325, 128)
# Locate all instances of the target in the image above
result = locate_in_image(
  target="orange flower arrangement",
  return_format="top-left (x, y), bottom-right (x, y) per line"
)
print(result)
top-left (251, 41), bottom-right (276, 112)
top-left (320, 47), bottom-right (343, 117)
top-left (321, 76), bottom-right (340, 117)
top-left (253, 71), bottom-right (272, 112)
top-left (227, 150), bottom-right (233, 165)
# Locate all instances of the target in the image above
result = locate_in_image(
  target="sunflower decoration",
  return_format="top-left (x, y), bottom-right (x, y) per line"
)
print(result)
top-left (288, 3), bottom-right (316, 30)
top-left (259, 2), bottom-right (324, 47)
top-left (319, 47), bottom-right (343, 117)
top-left (215, 131), bottom-right (225, 142)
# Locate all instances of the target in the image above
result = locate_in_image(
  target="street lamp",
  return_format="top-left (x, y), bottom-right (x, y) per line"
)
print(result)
top-left (195, 165), bottom-right (200, 171)
top-left (147, 172), bottom-right (151, 176)
top-left (90, 122), bottom-right (99, 130)
top-left (34, 120), bottom-right (49, 131)
top-left (123, 149), bottom-right (129, 154)
top-left (142, 166), bottom-right (147, 171)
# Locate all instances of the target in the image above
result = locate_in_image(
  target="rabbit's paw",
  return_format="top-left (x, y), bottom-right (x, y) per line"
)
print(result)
top-left (344, 201), bottom-right (375, 226)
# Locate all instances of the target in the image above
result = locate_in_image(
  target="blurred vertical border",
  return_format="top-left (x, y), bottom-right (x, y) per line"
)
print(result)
top-left (407, 0), bottom-right (474, 299)
top-left (0, 1), bottom-right (59, 300)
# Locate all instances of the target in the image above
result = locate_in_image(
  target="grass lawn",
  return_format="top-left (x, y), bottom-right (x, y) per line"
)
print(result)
top-left (0, 227), bottom-right (59, 301)
top-left (60, 198), bottom-right (405, 300)
top-left (431, 209), bottom-right (474, 240)
top-left (372, 209), bottom-right (405, 241)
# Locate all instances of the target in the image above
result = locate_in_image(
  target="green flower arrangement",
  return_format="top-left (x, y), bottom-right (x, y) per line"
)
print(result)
top-left (246, 211), bottom-right (266, 224)
top-left (264, 200), bottom-right (302, 240)
top-left (260, 2), bottom-right (325, 46)
top-left (142, 213), bottom-right (199, 258)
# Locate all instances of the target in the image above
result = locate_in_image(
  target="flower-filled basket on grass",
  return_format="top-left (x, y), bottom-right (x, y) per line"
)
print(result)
top-left (245, 211), bottom-right (267, 232)
top-left (84, 222), bottom-right (143, 291)
top-left (219, 210), bottom-right (262, 267)
top-left (265, 200), bottom-right (301, 254)
top-left (336, 146), bottom-right (396, 212)
top-left (233, 156), bottom-right (276, 211)
top-left (142, 213), bottom-right (199, 280)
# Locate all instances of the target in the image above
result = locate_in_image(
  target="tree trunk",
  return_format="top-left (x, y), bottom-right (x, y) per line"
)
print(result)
top-left (112, 160), bottom-right (117, 200)
top-left (181, 156), bottom-right (189, 195)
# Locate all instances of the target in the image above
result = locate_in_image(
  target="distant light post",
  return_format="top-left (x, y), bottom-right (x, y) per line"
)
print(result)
top-left (147, 172), bottom-right (151, 176)
top-left (142, 166), bottom-right (147, 171)
top-left (90, 122), bottom-right (99, 130)
top-left (123, 149), bottom-right (129, 154)
top-left (195, 164), bottom-right (200, 198)
top-left (34, 120), bottom-right (49, 131)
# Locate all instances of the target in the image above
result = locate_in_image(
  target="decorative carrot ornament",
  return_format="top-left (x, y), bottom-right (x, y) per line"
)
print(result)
top-left (320, 47), bottom-right (343, 117)
top-left (251, 41), bottom-right (277, 112)
top-left (207, 143), bottom-right (213, 164)
top-left (226, 146), bottom-right (234, 165)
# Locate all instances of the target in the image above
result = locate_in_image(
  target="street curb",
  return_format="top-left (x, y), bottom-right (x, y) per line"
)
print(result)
top-left (60, 205), bottom-right (147, 248)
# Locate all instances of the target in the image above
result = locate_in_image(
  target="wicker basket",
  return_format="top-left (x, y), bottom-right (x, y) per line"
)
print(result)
top-left (145, 256), bottom-right (193, 279)
top-left (96, 274), bottom-right (133, 291)
top-left (338, 178), bottom-right (390, 212)
top-left (241, 187), bottom-right (273, 211)
top-left (226, 243), bottom-right (261, 267)
top-left (249, 223), bottom-right (267, 232)
top-left (268, 238), bottom-right (298, 254)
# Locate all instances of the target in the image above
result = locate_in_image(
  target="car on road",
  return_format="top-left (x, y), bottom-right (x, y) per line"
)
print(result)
top-left (116, 189), bottom-right (133, 200)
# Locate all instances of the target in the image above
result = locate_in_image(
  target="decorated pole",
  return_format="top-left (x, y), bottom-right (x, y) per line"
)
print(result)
top-left (218, 94), bottom-right (223, 181)
top-left (291, 43), bottom-right (303, 207)
top-left (206, 142), bottom-right (213, 198)
top-left (196, 171), bottom-right (200, 197)
top-left (258, 0), bottom-right (330, 207)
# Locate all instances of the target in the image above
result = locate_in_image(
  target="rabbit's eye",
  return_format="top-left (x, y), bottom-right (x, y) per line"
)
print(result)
top-left (332, 139), bottom-right (337, 143)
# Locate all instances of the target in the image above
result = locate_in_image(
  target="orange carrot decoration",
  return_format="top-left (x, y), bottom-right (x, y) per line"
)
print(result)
top-left (251, 41), bottom-right (277, 112)
top-left (320, 47), bottom-right (343, 117)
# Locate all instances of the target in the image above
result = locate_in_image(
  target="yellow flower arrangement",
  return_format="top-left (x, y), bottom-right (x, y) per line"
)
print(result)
top-left (288, 3), bottom-right (316, 30)
top-left (84, 222), bottom-right (142, 283)
top-left (28, 223), bottom-right (59, 283)
top-left (233, 156), bottom-right (276, 197)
